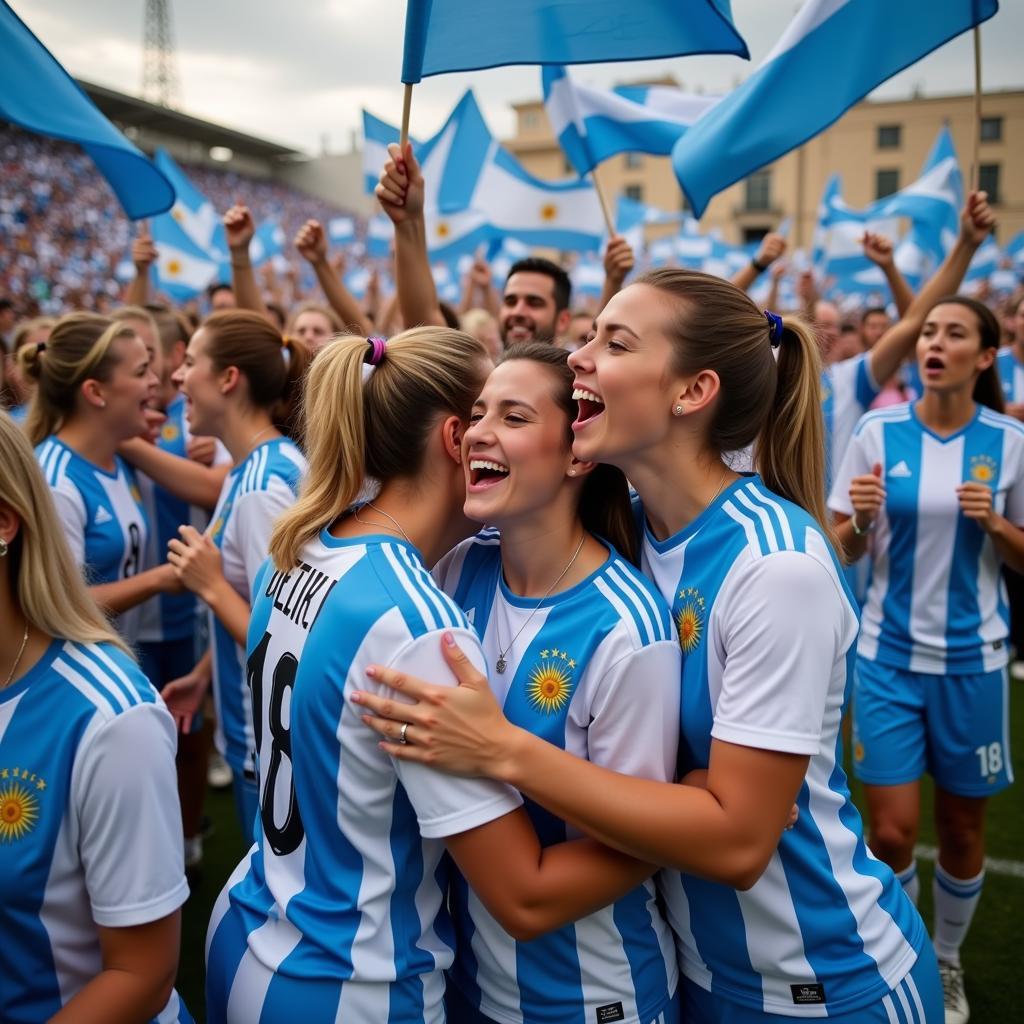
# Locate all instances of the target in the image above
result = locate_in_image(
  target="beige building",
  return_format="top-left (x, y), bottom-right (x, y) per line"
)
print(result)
top-left (505, 86), bottom-right (1024, 250)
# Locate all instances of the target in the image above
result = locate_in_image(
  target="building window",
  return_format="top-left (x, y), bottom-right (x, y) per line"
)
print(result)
top-left (875, 168), bottom-right (900, 199)
top-left (624, 151), bottom-right (643, 169)
top-left (877, 124), bottom-right (902, 149)
top-left (980, 116), bottom-right (1003, 142)
top-left (744, 170), bottom-right (771, 211)
top-left (743, 227), bottom-right (769, 245)
top-left (624, 184), bottom-right (644, 202)
top-left (979, 164), bottom-right (1001, 204)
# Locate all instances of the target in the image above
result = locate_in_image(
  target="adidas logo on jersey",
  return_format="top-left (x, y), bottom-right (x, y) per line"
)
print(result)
top-left (94, 506), bottom-right (113, 525)
top-left (888, 461), bottom-right (912, 479)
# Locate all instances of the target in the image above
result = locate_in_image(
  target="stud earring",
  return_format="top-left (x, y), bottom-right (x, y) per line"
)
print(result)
top-left (568, 469), bottom-right (577, 476)
top-left (674, 405), bottom-right (684, 416)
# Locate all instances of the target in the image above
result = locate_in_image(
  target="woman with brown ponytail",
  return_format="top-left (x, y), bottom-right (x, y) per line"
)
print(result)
top-left (354, 270), bottom-right (944, 1022)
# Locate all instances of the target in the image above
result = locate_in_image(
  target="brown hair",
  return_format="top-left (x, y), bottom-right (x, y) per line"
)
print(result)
top-left (270, 327), bottom-right (488, 570)
top-left (927, 295), bottom-right (1004, 413)
top-left (18, 312), bottom-right (136, 445)
top-left (499, 342), bottom-right (637, 563)
top-left (200, 309), bottom-right (311, 441)
top-left (285, 301), bottom-right (344, 336)
top-left (635, 268), bottom-right (831, 538)
top-left (145, 303), bottom-right (193, 357)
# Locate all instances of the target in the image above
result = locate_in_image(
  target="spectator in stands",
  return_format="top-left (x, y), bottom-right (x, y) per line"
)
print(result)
top-left (0, 297), bottom-right (16, 350)
top-left (861, 305), bottom-right (892, 349)
top-left (1, 316), bottom-right (53, 417)
top-left (286, 301), bottom-right (344, 354)
top-left (459, 307), bottom-right (502, 361)
top-left (207, 283), bottom-right (235, 312)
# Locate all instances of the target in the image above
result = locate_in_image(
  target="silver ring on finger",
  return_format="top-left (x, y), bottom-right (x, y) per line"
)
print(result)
top-left (398, 722), bottom-right (410, 745)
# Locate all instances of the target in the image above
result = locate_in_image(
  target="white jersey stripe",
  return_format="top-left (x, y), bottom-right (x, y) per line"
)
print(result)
top-left (605, 564), bottom-right (656, 644)
top-left (734, 489), bottom-right (780, 553)
top-left (53, 657), bottom-right (130, 715)
top-left (905, 973), bottom-right (926, 1022)
top-left (78, 643), bottom-right (143, 707)
top-left (882, 994), bottom-right (899, 1024)
top-left (894, 977), bottom-right (914, 1022)
top-left (381, 544), bottom-right (438, 631)
top-left (396, 546), bottom-right (455, 629)
top-left (722, 499), bottom-right (761, 552)
top-left (748, 483), bottom-right (797, 550)
top-left (61, 643), bottom-right (138, 711)
top-left (593, 576), bottom-right (641, 649)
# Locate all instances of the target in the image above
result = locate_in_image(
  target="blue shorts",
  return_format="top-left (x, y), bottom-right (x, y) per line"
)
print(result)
top-left (138, 637), bottom-right (204, 733)
top-left (681, 944), bottom-right (942, 1023)
top-left (853, 657), bottom-right (1014, 796)
top-left (445, 979), bottom-right (680, 1024)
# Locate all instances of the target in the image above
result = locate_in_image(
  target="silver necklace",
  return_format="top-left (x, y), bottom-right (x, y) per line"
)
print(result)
top-left (247, 425), bottom-right (275, 449)
top-left (3, 619), bottom-right (29, 689)
top-left (495, 532), bottom-right (587, 674)
top-left (352, 502), bottom-right (414, 546)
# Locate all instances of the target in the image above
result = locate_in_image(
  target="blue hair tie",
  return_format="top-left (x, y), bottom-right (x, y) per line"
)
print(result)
top-left (764, 310), bottom-right (784, 348)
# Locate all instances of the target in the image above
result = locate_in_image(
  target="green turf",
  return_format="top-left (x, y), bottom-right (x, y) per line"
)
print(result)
top-left (177, 684), bottom-right (1024, 1022)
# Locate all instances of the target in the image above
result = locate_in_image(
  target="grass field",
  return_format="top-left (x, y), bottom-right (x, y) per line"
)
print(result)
top-left (177, 682), bottom-right (1024, 1022)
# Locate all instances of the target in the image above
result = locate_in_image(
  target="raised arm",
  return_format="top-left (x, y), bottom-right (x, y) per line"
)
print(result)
top-left (224, 203), bottom-right (270, 320)
top-left (459, 256), bottom-right (500, 318)
top-left (597, 235), bottom-right (636, 312)
top-left (731, 232), bottom-right (787, 294)
top-left (862, 230), bottom-right (913, 317)
top-left (118, 438), bottom-right (227, 509)
top-left (376, 142), bottom-right (446, 329)
top-left (124, 222), bottom-right (156, 307)
top-left (867, 190), bottom-right (995, 387)
top-left (294, 220), bottom-right (373, 335)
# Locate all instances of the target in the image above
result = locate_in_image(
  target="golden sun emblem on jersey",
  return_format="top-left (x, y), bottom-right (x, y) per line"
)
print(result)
top-left (527, 648), bottom-right (577, 713)
top-left (969, 454), bottom-right (998, 484)
top-left (160, 421), bottom-right (180, 443)
top-left (676, 586), bottom-right (706, 654)
top-left (0, 782), bottom-right (39, 843)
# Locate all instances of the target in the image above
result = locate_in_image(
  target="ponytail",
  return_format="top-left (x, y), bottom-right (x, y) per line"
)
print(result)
top-left (270, 327), bottom-right (487, 571)
top-left (758, 318), bottom-right (832, 539)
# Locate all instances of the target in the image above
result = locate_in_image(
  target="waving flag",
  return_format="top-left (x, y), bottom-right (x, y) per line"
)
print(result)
top-left (672, 0), bottom-right (999, 217)
top-left (249, 221), bottom-right (286, 267)
top-left (544, 65), bottom-right (721, 175)
top-left (149, 216), bottom-right (219, 300)
top-left (328, 217), bottom-right (356, 245)
top-left (154, 149), bottom-right (227, 258)
top-left (363, 111), bottom-right (422, 194)
top-left (401, 0), bottom-right (749, 83)
top-left (0, 1), bottom-right (174, 219)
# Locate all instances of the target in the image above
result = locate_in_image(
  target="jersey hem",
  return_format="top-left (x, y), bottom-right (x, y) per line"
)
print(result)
top-left (711, 721), bottom-right (820, 755)
top-left (680, 936), bottom-right (924, 1018)
top-left (465, 980), bottom-right (678, 1024)
top-left (91, 877), bottom-right (190, 927)
top-left (417, 791), bottom-right (523, 839)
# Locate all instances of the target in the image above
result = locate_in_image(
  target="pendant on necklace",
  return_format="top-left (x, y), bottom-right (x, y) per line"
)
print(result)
top-left (496, 657), bottom-right (507, 674)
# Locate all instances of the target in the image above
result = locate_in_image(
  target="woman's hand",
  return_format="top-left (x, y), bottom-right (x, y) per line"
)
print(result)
top-left (957, 481), bottom-right (999, 533)
top-left (187, 434), bottom-right (217, 467)
top-left (849, 462), bottom-right (886, 530)
top-left (161, 668), bottom-right (210, 734)
top-left (167, 524), bottom-right (224, 601)
top-left (351, 632), bottom-right (522, 779)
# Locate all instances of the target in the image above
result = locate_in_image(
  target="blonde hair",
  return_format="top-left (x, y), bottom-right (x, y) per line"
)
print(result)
top-left (635, 269), bottom-right (831, 539)
top-left (111, 305), bottom-right (160, 345)
top-left (0, 411), bottom-right (129, 653)
top-left (18, 312), bottom-right (136, 446)
top-left (270, 327), bottom-right (488, 570)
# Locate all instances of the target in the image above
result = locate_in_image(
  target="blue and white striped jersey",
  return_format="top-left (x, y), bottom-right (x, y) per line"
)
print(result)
top-left (138, 393), bottom-right (229, 644)
top-left (205, 532), bottom-right (522, 1024)
top-left (435, 533), bottom-right (681, 1024)
top-left (830, 403), bottom-right (1024, 674)
top-left (639, 476), bottom-right (926, 1018)
top-left (0, 640), bottom-right (191, 1023)
top-left (35, 437), bottom-right (149, 643)
top-left (995, 347), bottom-right (1024, 405)
top-left (207, 438), bottom-right (305, 778)
top-left (822, 352), bottom-right (880, 492)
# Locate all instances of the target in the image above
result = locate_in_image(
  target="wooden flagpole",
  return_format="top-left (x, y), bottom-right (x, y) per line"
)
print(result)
top-left (400, 83), bottom-right (414, 149)
top-left (971, 26), bottom-right (982, 191)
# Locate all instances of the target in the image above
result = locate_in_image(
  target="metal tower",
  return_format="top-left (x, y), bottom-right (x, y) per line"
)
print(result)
top-left (142, 0), bottom-right (180, 107)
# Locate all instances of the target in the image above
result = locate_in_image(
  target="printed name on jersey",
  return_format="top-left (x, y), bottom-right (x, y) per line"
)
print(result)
top-left (790, 983), bottom-right (826, 1005)
top-left (263, 560), bottom-right (337, 632)
top-left (676, 586), bottom-right (706, 654)
top-left (528, 647), bottom-right (577, 713)
top-left (887, 460), bottom-right (913, 479)
top-left (93, 505), bottom-right (113, 525)
top-left (0, 767), bottom-right (47, 843)
top-left (969, 453), bottom-right (998, 483)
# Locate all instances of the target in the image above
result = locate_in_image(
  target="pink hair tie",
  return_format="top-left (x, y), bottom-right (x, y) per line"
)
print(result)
top-left (365, 336), bottom-right (387, 366)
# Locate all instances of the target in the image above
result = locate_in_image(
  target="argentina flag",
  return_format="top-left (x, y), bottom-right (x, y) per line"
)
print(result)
top-left (543, 65), bottom-right (721, 176)
top-left (672, 0), bottom-right (999, 216)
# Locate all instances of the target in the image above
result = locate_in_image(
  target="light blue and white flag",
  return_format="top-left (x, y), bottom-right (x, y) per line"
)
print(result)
top-left (571, 256), bottom-right (607, 298)
top-left (153, 148), bottom-right (227, 259)
top-left (366, 214), bottom-right (394, 259)
top-left (0, 1), bottom-right (174, 218)
top-left (615, 194), bottom-right (687, 250)
top-left (149, 215), bottom-right (220, 299)
top-left (543, 65), bottom-right (720, 175)
top-left (401, 0), bottom-right (748, 83)
top-left (362, 110), bottom-right (422, 194)
top-left (328, 216), bottom-right (356, 245)
top-left (1007, 232), bottom-right (1024, 274)
top-left (672, 0), bottom-right (999, 217)
top-left (249, 221), bottom-right (286, 267)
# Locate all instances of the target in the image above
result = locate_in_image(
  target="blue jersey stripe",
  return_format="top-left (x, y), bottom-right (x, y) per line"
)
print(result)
top-left (69, 643), bottom-right (141, 709)
top-left (395, 546), bottom-right (458, 630)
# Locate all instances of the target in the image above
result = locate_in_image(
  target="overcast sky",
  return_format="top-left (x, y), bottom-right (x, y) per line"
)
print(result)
top-left (10, 0), bottom-right (1023, 154)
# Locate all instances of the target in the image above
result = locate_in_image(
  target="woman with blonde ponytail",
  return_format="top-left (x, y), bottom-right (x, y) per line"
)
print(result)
top-left (0, 412), bottom-right (192, 1023)
top-left (352, 271), bottom-right (944, 1023)
top-left (20, 311), bottom-right (178, 643)
top-left (207, 328), bottom-right (694, 1024)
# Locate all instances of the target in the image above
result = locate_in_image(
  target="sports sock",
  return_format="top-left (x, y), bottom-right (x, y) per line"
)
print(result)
top-left (932, 863), bottom-right (984, 966)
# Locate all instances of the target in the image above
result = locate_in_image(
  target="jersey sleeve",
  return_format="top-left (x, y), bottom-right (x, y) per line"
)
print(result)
top-left (231, 478), bottom-right (297, 592)
top-left (430, 536), bottom-right (473, 590)
top-left (855, 352), bottom-right (882, 409)
top-left (828, 420), bottom-right (873, 516)
top-left (73, 703), bottom-right (190, 927)
top-left (585, 640), bottom-right (681, 782)
top-left (380, 627), bottom-right (523, 839)
top-left (711, 552), bottom-right (843, 755)
top-left (1003, 434), bottom-right (1024, 527)
top-left (49, 481), bottom-right (87, 567)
